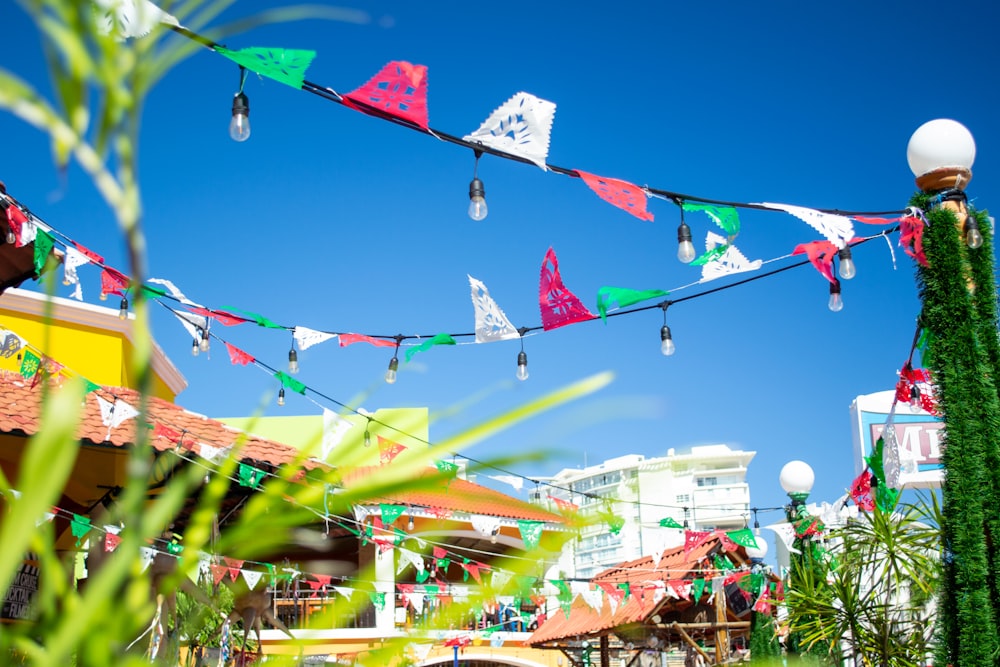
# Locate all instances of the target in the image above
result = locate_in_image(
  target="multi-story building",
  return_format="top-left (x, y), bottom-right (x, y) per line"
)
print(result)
top-left (541, 445), bottom-right (755, 579)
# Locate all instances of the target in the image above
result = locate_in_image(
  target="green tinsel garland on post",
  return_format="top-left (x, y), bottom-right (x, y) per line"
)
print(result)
top-left (912, 191), bottom-right (1000, 666)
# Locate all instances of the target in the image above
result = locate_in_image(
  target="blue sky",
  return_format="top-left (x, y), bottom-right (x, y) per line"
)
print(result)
top-left (2, 1), bottom-right (999, 542)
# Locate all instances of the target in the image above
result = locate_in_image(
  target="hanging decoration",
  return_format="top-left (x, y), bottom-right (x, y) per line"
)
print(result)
top-left (725, 528), bottom-right (759, 549)
top-left (293, 326), bottom-right (337, 351)
top-left (96, 396), bottom-right (141, 432)
top-left (0, 332), bottom-right (22, 358)
top-left (377, 435), bottom-right (407, 464)
top-left (93, 0), bottom-right (180, 39)
top-left (274, 371), bottom-right (306, 395)
top-left (517, 520), bottom-right (544, 550)
top-left (100, 268), bottom-right (128, 300)
top-left (576, 171), bottom-right (653, 221)
top-left (215, 46), bottom-right (317, 89)
top-left (404, 333), bottom-right (456, 362)
top-left (539, 247), bottom-right (594, 330)
top-left (70, 514), bottom-right (92, 547)
top-left (463, 92), bottom-right (556, 170)
top-left (225, 343), bottom-right (254, 366)
top-left (683, 203), bottom-right (741, 237)
top-left (849, 470), bottom-right (875, 511)
top-left (379, 504), bottom-right (406, 526)
top-left (237, 463), bottom-right (265, 489)
top-left (698, 232), bottom-right (762, 281)
top-left (343, 61), bottom-right (429, 130)
top-left (18, 350), bottom-right (40, 379)
top-left (595, 286), bottom-right (667, 322)
top-left (792, 240), bottom-right (840, 283)
top-left (187, 307), bottom-right (249, 327)
top-left (758, 202), bottom-right (855, 249)
top-left (33, 230), bottom-right (55, 275)
top-left (104, 531), bottom-right (122, 552)
top-left (62, 246), bottom-right (91, 300)
top-left (683, 530), bottom-right (712, 556)
top-left (338, 333), bottom-right (395, 348)
top-left (469, 275), bottom-right (520, 343)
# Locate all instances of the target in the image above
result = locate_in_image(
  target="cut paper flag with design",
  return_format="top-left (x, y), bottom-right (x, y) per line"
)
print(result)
top-left (765, 522), bottom-right (799, 555)
top-left (343, 61), bottom-right (429, 130)
top-left (517, 520), bottom-right (544, 550)
top-left (33, 231), bottom-right (55, 275)
top-left (471, 514), bottom-right (502, 539)
top-left (683, 203), bottom-right (741, 238)
top-left (62, 246), bottom-right (91, 300)
top-left (539, 247), bottom-right (594, 330)
top-left (275, 371), bottom-right (306, 395)
top-left (596, 286), bottom-right (667, 323)
top-left (321, 409), bottom-right (353, 460)
top-left (464, 92), bottom-right (556, 170)
top-left (294, 326), bottom-right (337, 351)
top-left (93, 0), bottom-right (180, 40)
top-left (849, 469), bottom-right (875, 511)
top-left (659, 517), bottom-right (684, 529)
top-left (216, 47), bottom-right (317, 89)
top-left (171, 310), bottom-right (209, 344)
top-left (404, 333), bottom-right (456, 363)
top-left (225, 343), bottom-right (254, 366)
top-left (488, 474), bottom-right (523, 492)
top-left (469, 276), bottom-right (520, 342)
top-left (576, 171), bottom-right (653, 221)
top-left (377, 435), bottom-right (407, 465)
top-left (759, 202), bottom-right (855, 249)
top-left (698, 232), bottom-right (762, 281)
top-left (793, 239), bottom-right (841, 283)
top-left (97, 396), bottom-right (141, 432)
top-left (881, 414), bottom-right (903, 490)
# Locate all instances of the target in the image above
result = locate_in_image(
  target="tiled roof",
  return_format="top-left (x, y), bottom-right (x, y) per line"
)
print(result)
top-left (0, 372), bottom-right (312, 468)
top-left (527, 536), bottom-right (728, 645)
top-left (339, 466), bottom-right (566, 524)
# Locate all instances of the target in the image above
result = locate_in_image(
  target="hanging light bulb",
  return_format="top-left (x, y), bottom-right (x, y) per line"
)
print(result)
top-left (229, 92), bottom-right (251, 142)
top-left (118, 297), bottom-right (129, 320)
top-left (229, 67), bottom-right (251, 142)
top-left (659, 325), bottom-right (675, 356)
top-left (837, 246), bottom-right (857, 280)
top-left (490, 527), bottom-right (499, 544)
top-left (385, 356), bottom-right (399, 384)
top-left (965, 214), bottom-right (984, 249)
top-left (516, 350), bottom-right (529, 381)
top-left (467, 151), bottom-right (488, 221)
top-left (828, 280), bottom-right (844, 312)
top-left (364, 422), bottom-right (372, 447)
top-left (191, 338), bottom-right (200, 357)
top-left (199, 330), bottom-right (210, 353)
top-left (288, 347), bottom-right (299, 375)
top-left (407, 514), bottom-right (415, 531)
top-left (676, 207), bottom-right (696, 264)
top-left (277, 387), bottom-right (285, 406)
top-left (909, 385), bottom-right (922, 412)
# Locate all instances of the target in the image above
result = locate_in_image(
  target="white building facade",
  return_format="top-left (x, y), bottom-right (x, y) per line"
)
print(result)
top-left (540, 444), bottom-right (755, 579)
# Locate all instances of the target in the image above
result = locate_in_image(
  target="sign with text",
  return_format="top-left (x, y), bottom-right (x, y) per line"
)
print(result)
top-left (1, 553), bottom-right (39, 623)
top-left (850, 390), bottom-right (943, 489)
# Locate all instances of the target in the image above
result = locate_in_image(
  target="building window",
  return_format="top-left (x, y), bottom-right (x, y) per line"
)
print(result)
top-left (697, 477), bottom-right (717, 487)
top-left (676, 494), bottom-right (690, 504)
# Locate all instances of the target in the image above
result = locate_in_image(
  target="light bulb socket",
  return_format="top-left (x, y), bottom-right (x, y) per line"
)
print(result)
top-left (829, 280), bottom-right (841, 296)
top-left (232, 91), bottom-right (250, 118)
top-left (388, 356), bottom-right (399, 373)
top-left (469, 177), bottom-right (485, 200)
top-left (660, 324), bottom-right (672, 343)
top-left (677, 221), bottom-right (692, 244)
top-left (517, 350), bottom-right (527, 367)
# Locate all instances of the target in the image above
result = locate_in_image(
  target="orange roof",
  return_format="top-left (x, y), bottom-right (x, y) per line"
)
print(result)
top-left (340, 466), bottom-right (566, 524)
top-left (0, 372), bottom-right (311, 468)
top-left (528, 536), bottom-right (731, 645)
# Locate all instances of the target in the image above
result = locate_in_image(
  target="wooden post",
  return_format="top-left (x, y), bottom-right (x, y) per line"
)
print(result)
top-left (714, 585), bottom-right (729, 664)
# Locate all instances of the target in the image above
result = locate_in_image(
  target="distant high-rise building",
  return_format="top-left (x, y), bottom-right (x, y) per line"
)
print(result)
top-left (540, 444), bottom-right (755, 579)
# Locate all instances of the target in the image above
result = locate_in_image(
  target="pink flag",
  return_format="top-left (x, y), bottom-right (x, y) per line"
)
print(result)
top-left (577, 170), bottom-right (653, 221)
top-left (225, 342), bottom-right (255, 366)
top-left (339, 333), bottom-right (396, 348)
top-left (100, 268), bottom-right (129, 298)
top-left (850, 470), bottom-right (875, 511)
top-left (539, 247), bottom-right (595, 330)
top-left (344, 61), bottom-right (429, 130)
top-left (104, 532), bottom-right (122, 552)
top-left (377, 435), bottom-right (407, 464)
top-left (188, 307), bottom-right (250, 327)
top-left (683, 530), bottom-right (712, 557)
top-left (792, 240), bottom-right (838, 284)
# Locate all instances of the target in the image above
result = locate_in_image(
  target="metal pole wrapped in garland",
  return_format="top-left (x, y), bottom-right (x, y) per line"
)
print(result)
top-left (908, 119), bottom-right (1000, 666)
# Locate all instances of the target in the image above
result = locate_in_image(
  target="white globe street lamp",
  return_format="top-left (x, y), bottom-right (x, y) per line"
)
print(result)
top-left (779, 460), bottom-right (815, 507)
top-left (907, 118), bottom-right (976, 192)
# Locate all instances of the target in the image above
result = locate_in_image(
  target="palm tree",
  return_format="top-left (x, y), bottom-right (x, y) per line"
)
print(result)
top-left (783, 493), bottom-right (942, 666)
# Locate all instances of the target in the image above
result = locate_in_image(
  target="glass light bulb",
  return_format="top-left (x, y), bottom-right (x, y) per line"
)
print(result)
top-left (490, 532), bottom-right (498, 544)
top-left (838, 257), bottom-right (856, 280)
top-left (191, 339), bottom-right (200, 357)
top-left (277, 388), bottom-right (285, 406)
top-left (229, 92), bottom-right (251, 142)
top-left (967, 227), bottom-right (984, 249)
top-left (288, 349), bottom-right (299, 375)
top-left (468, 177), bottom-right (487, 221)
top-left (516, 350), bottom-right (529, 381)
top-left (364, 429), bottom-right (371, 447)
top-left (909, 388), bottom-right (922, 412)
top-left (660, 325), bottom-right (675, 356)
top-left (677, 240), bottom-right (696, 264)
top-left (407, 517), bottom-right (415, 531)
top-left (468, 196), bottom-right (488, 221)
top-left (385, 356), bottom-right (399, 384)
top-left (118, 298), bottom-right (129, 320)
top-left (199, 334), bottom-right (210, 352)
top-left (5, 230), bottom-right (14, 245)
top-left (828, 291), bottom-right (844, 312)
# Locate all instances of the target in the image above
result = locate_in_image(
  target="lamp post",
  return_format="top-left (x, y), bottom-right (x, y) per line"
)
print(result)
top-left (906, 118), bottom-right (1000, 665)
top-left (778, 460), bottom-right (821, 660)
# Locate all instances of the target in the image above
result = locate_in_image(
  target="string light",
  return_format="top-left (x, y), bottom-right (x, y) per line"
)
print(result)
top-left (229, 67), bottom-right (251, 142)
top-left (385, 336), bottom-right (402, 384)
top-left (287, 340), bottom-right (299, 375)
top-left (965, 214), bottom-right (983, 249)
top-left (364, 418), bottom-right (372, 447)
top-left (199, 327), bottom-right (210, 353)
top-left (467, 150), bottom-right (488, 221)
top-left (490, 527), bottom-right (499, 544)
top-left (277, 387), bottom-right (285, 406)
top-left (828, 279), bottom-right (844, 312)
top-left (191, 337), bottom-right (200, 357)
top-left (909, 385), bottom-right (922, 412)
top-left (659, 301), bottom-right (675, 356)
top-left (516, 327), bottom-right (529, 381)
top-left (837, 246), bottom-right (856, 280)
top-left (675, 204), bottom-right (696, 264)
top-left (118, 296), bottom-right (129, 320)
top-left (407, 513), bottom-right (415, 531)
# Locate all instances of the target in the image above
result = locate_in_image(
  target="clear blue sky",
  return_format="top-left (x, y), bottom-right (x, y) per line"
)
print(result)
top-left (3, 1), bottom-right (999, 539)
